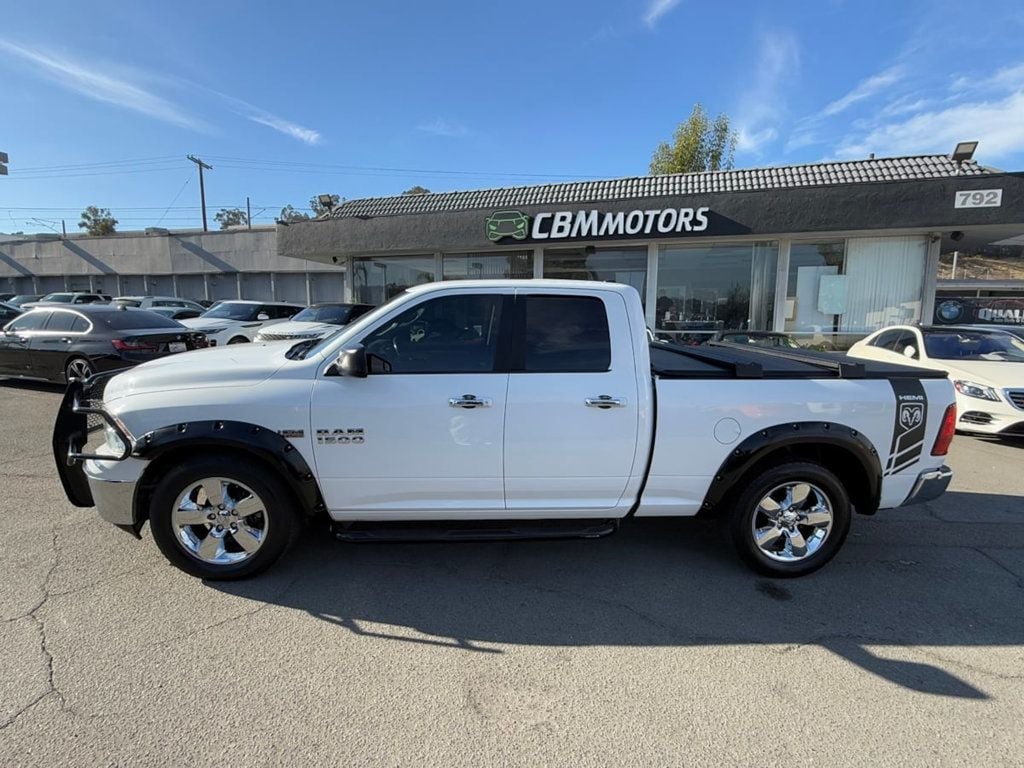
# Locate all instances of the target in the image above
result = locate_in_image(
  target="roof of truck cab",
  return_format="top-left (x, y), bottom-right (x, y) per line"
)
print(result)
top-left (405, 279), bottom-right (635, 294)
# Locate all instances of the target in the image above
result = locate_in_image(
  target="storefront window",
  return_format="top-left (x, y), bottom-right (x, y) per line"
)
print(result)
top-left (785, 241), bottom-right (846, 340)
top-left (543, 247), bottom-right (647, 306)
top-left (442, 251), bottom-right (533, 280)
top-left (353, 255), bottom-right (435, 304)
top-left (655, 243), bottom-right (777, 342)
top-left (839, 236), bottom-right (926, 333)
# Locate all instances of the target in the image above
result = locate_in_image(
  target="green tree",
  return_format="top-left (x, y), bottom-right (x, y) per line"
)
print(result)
top-left (78, 206), bottom-right (118, 236)
top-left (649, 104), bottom-right (737, 175)
top-left (215, 207), bottom-right (248, 229)
top-left (401, 185), bottom-right (431, 195)
top-left (309, 194), bottom-right (342, 217)
top-left (278, 205), bottom-right (311, 223)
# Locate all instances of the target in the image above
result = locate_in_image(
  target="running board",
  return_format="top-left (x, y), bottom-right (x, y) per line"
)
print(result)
top-left (332, 519), bottom-right (618, 543)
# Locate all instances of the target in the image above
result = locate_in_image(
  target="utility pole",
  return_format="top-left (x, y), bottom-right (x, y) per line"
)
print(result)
top-left (186, 155), bottom-right (213, 231)
top-left (246, 196), bottom-right (252, 231)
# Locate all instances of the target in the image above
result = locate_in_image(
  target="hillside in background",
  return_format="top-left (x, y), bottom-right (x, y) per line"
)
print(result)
top-left (938, 251), bottom-right (1024, 280)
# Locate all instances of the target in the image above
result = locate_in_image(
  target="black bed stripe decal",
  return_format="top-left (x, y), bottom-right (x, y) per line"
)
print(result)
top-left (885, 379), bottom-right (928, 476)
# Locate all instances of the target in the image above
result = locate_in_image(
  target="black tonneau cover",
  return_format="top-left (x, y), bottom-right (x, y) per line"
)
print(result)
top-left (650, 341), bottom-right (948, 380)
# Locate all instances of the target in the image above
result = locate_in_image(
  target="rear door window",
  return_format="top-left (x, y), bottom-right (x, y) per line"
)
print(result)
top-left (521, 295), bottom-right (611, 372)
top-left (45, 312), bottom-right (80, 332)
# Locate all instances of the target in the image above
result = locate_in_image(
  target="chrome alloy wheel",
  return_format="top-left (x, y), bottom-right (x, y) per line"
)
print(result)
top-left (171, 477), bottom-right (269, 565)
top-left (66, 358), bottom-right (93, 380)
top-left (751, 482), bottom-right (833, 563)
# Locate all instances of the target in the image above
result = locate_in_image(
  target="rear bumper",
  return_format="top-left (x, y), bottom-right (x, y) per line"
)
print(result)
top-left (901, 465), bottom-right (953, 506)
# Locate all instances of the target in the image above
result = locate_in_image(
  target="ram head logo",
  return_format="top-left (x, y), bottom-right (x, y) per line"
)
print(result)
top-left (899, 403), bottom-right (924, 430)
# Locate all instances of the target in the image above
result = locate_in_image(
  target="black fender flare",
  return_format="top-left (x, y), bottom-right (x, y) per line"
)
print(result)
top-left (131, 420), bottom-right (325, 520)
top-left (699, 421), bottom-right (882, 515)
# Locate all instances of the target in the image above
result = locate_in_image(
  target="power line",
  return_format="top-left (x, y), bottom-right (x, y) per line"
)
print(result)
top-left (156, 175), bottom-right (192, 227)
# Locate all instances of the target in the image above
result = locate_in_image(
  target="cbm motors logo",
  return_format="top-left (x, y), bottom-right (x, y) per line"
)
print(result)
top-left (485, 210), bottom-right (529, 242)
top-left (899, 403), bottom-right (924, 430)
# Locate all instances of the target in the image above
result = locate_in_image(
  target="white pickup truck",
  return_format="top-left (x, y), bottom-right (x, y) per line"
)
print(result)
top-left (53, 280), bottom-right (957, 580)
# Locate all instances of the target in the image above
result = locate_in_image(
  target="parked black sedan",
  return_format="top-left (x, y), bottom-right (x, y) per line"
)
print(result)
top-left (0, 301), bottom-right (22, 325)
top-left (0, 305), bottom-right (207, 384)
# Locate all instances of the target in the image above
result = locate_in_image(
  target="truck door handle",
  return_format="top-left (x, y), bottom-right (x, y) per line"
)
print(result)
top-left (449, 394), bottom-right (492, 409)
top-left (585, 395), bottom-right (626, 409)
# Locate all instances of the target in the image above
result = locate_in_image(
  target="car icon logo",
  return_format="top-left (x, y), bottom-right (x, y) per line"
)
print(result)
top-left (485, 210), bottom-right (529, 242)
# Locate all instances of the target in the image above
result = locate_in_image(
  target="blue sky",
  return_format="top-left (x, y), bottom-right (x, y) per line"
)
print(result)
top-left (2, 0), bottom-right (1023, 233)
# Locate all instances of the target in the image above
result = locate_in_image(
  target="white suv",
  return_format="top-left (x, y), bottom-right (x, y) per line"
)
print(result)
top-left (180, 301), bottom-right (304, 346)
top-left (254, 302), bottom-right (375, 343)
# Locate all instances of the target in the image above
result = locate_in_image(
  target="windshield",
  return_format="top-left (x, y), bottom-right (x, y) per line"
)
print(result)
top-left (101, 311), bottom-right (183, 330)
top-left (923, 331), bottom-right (1024, 362)
top-left (41, 293), bottom-right (73, 302)
top-left (200, 303), bottom-right (259, 321)
top-left (292, 304), bottom-right (355, 324)
top-left (294, 292), bottom-right (407, 359)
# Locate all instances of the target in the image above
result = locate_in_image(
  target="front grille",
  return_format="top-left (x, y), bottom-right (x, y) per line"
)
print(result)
top-left (1006, 390), bottom-right (1024, 410)
top-left (960, 411), bottom-right (994, 425)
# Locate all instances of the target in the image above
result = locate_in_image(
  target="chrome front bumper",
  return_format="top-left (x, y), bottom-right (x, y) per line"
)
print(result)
top-left (902, 465), bottom-right (953, 506)
top-left (87, 474), bottom-right (139, 526)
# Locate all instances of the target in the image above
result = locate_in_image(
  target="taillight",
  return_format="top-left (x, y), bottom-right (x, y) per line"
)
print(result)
top-left (931, 403), bottom-right (957, 456)
top-left (112, 338), bottom-right (159, 352)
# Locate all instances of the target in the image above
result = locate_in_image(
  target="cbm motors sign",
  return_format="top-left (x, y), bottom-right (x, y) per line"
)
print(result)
top-left (486, 206), bottom-right (711, 243)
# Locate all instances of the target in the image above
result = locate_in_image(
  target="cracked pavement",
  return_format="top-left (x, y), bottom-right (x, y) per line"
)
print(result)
top-left (1, 380), bottom-right (1023, 766)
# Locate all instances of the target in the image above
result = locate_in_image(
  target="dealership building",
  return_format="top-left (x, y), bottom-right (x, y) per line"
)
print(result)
top-left (278, 153), bottom-right (1024, 347)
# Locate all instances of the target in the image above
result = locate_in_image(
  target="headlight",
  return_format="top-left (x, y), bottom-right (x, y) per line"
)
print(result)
top-left (953, 380), bottom-right (1001, 401)
top-left (103, 423), bottom-right (126, 455)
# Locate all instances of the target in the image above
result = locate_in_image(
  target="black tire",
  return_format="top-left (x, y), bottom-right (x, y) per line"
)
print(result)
top-left (148, 455), bottom-right (300, 580)
top-left (726, 461), bottom-right (851, 578)
top-left (227, 336), bottom-right (249, 345)
top-left (64, 356), bottom-right (93, 383)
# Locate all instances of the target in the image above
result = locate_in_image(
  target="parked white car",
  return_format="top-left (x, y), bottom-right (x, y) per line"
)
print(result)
top-left (55, 281), bottom-right (956, 581)
top-left (112, 296), bottom-right (207, 313)
top-left (848, 325), bottom-right (1024, 435)
top-left (254, 302), bottom-right (375, 343)
top-left (179, 300), bottom-right (304, 346)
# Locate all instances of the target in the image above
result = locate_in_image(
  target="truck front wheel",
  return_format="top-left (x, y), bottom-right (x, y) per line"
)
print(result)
top-left (727, 461), bottom-right (851, 577)
top-left (148, 456), bottom-right (299, 580)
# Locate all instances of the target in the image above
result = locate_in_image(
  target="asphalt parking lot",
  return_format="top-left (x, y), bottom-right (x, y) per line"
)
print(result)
top-left (1, 381), bottom-right (1022, 766)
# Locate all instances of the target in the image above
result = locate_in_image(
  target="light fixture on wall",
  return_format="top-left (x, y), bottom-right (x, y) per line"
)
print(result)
top-left (950, 231), bottom-right (965, 242)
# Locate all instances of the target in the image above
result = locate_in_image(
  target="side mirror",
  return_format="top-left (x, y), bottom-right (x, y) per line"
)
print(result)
top-left (334, 344), bottom-right (368, 378)
top-left (903, 345), bottom-right (918, 359)
top-left (257, 313), bottom-right (270, 321)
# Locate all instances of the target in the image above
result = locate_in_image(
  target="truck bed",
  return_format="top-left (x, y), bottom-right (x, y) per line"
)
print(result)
top-left (650, 341), bottom-right (948, 380)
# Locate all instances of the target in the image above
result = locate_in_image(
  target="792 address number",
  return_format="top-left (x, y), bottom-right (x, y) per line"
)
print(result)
top-left (955, 189), bottom-right (1002, 208)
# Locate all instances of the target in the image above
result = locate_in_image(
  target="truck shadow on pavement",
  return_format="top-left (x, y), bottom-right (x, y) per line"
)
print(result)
top-left (211, 490), bottom-right (1024, 701)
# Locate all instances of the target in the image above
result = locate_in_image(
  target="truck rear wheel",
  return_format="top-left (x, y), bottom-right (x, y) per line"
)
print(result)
top-left (727, 461), bottom-right (851, 577)
top-left (148, 456), bottom-right (299, 580)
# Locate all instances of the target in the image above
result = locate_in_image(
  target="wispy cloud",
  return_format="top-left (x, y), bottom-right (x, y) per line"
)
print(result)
top-left (836, 89), bottom-right (1024, 161)
top-left (417, 118), bottom-right (469, 138)
top-left (0, 39), bottom-right (203, 130)
top-left (208, 90), bottom-right (322, 145)
top-left (822, 65), bottom-right (904, 116)
top-left (0, 38), bottom-right (322, 145)
top-left (643, 0), bottom-right (682, 28)
top-left (735, 31), bottom-right (800, 153)
top-left (248, 114), bottom-right (321, 145)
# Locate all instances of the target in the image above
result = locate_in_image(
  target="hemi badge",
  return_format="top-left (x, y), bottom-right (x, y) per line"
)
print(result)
top-left (278, 429), bottom-right (305, 438)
